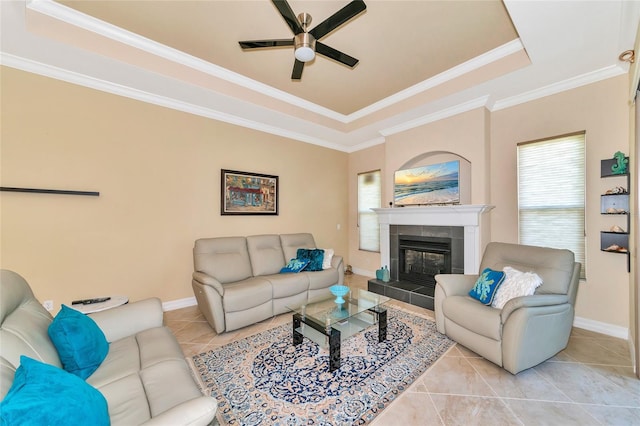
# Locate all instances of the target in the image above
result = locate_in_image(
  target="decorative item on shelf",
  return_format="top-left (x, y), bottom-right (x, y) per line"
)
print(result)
top-left (605, 244), bottom-right (628, 253)
top-left (611, 151), bottom-right (628, 175)
top-left (605, 186), bottom-right (627, 195)
top-left (344, 264), bottom-right (353, 275)
top-left (606, 207), bottom-right (628, 214)
top-left (610, 225), bottom-right (625, 233)
top-left (382, 265), bottom-right (390, 283)
top-left (329, 285), bottom-right (350, 304)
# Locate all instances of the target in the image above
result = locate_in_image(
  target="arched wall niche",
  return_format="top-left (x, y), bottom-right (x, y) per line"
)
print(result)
top-left (395, 151), bottom-right (472, 205)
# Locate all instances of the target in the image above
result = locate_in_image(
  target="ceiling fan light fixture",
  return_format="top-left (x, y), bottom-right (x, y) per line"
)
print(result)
top-left (294, 32), bottom-right (316, 62)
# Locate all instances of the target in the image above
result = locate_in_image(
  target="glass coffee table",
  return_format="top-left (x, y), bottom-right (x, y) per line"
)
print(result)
top-left (287, 288), bottom-right (390, 372)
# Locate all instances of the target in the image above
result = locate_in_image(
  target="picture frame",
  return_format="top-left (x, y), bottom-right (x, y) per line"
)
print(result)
top-left (221, 169), bottom-right (278, 215)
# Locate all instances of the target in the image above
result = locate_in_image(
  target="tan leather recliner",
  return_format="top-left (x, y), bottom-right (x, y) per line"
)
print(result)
top-left (434, 242), bottom-right (581, 374)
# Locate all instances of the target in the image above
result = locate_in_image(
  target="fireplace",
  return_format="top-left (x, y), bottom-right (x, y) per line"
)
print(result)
top-left (398, 236), bottom-right (452, 295)
top-left (367, 205), bottom-right (493, 310)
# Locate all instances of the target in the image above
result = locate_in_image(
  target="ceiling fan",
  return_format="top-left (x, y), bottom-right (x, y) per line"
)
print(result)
top-left (238, 0), bottom-right (367, 80)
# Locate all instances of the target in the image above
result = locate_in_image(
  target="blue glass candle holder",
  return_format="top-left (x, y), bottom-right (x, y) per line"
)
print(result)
top-left (329, 285), bottom-right (350, 304)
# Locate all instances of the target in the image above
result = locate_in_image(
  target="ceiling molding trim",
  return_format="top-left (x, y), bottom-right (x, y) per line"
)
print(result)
top-left (0, 52), bottom-right (349, 152)
top-left (491, 64), bottom-right (627, 111)
top-left (26, 0), bottom-right (347, 123)
top-left (379, 96), bottom-right (490, 137)
top-left (347, 40), bottom-right (524, 121)
top-left (343, 136), bottom-right (387, 154)
top-left (26, 0), bottom-right (524, 125)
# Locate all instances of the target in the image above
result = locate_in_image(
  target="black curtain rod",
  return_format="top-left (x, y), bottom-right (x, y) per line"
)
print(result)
top-left (0, 187), bottom-right (100, 197)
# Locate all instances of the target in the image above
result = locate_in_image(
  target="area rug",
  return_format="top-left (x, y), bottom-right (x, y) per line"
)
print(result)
top-left (190, 307), bottom-right (454, 426)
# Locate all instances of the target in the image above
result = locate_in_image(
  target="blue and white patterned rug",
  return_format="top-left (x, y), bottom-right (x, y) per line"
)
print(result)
top-left (190, 307), bottom-right (453, 426)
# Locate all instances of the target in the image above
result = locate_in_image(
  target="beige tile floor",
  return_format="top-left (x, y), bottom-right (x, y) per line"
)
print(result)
top-left (165, 275), bottom-right (640, 425)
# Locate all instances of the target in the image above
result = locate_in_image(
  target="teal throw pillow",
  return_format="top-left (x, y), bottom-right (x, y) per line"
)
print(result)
top-left (0, 356), bottom-right (109, 426)
top-left (280, 258), bottom-right (310, 273)
top-left (296, 249), bottom-right (325, 271)
top-left (48, 304), bottom-right (109, 380)
top-left (468, 268), bottom-right (506, 305)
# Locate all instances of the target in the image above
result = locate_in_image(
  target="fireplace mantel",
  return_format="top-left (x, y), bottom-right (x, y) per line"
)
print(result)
top-left (373, 205), bottom-right (494, 274)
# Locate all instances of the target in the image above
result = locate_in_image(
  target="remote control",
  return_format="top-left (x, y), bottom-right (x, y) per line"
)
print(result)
top-left (71, 297), bottom-right (111, 305)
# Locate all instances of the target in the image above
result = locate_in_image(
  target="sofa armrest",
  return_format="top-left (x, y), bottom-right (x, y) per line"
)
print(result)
top-left (434, 274), bottom-right (478, 297)
top-left (500, 294), bottom-right (570, 324)
top-left (141, 396), bottom-right (218, 426)
top-left (192, 272), bottom-right (224, 296)
top-left (89, 298), bottom-right (163, 342)
top-left (331, 255), bottom-right (343, 269)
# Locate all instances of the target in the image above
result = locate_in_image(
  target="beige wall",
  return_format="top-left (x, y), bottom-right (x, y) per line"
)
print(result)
top-left (347, 144), bottom-right (385, 274)
top-left (2, 66), bottom-right (633, 331)
top-left (384, 108), bottom-right (490, 206)
top-left (347, 75), bottom-right (632, 330)
top-left (491, 75), bottom-right (630, 328)
top-left (0, 67), bottom-right (348, 311)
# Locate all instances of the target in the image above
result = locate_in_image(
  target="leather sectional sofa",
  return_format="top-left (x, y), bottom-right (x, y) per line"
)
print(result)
top-left (0, 269), bottom-right (217, 425)
top-left (192, 233), bottom-right (344, 333)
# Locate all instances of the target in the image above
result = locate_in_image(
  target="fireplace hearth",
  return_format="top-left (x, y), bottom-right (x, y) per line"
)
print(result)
top-left (369, 227), bottom-right (462, 310)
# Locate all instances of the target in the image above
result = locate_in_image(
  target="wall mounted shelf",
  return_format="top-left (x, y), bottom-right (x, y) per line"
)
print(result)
top-left (600, 157), bottom-right (630, 272)
top-left (0, 187), bottom-right (100, 197)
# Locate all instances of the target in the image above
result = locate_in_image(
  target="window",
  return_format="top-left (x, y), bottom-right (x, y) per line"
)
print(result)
top-left (358, 170), bottom-right (381, 252)
top-left (517, 132), bottom-right (586, 278)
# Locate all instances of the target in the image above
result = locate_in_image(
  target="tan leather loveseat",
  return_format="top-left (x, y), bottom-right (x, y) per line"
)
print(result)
top-left (0, 269), bottom-right (217, 425)
top-left (192, 233), bottom-right (344, 333)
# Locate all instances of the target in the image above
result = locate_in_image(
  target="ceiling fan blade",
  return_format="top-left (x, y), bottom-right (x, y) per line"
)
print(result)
top-left (291, 59), bottom-right (304, 80)
top-left (239, 39), bottom-right (293, 49)
top-left (272, 0), bottom-right (304, 35)
top-left (316, 42), bottom-right (358, 67)
top-left (309, 0), bottom-right (366, 40)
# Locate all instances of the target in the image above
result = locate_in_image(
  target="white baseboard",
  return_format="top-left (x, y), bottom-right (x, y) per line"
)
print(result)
top-left (573, 316), bottom-right (629, 339)
top-left (351, 267), bottom-right (374, 278)
top-left (162, 290), bottom-right (630, 343)
top-left (162, 296), bottom-right (197, 312)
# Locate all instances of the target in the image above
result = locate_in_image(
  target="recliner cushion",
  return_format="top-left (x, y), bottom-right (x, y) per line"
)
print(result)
top-left (480, 242), bottom-right (574, 295)
top-left (247, 235), bottom-right (286, 276)
top-left (442, 295), bottom-right (502, 341)
top-left (296, 248), bottom-right (325, 271)
top-left (48, 305), bottom-right (109, 380)
top-left (468, 268), bottom-right (505, 305)
top-left (280, 258), bottom-right (309, 273)
top-left (222, 277), bottom-right (272, 312)
top-left (280, 233), bottom-right (316, 262)
top-left (193, 237), bottom-right (253, 284)
top-left (0, 356), bottom-right (109, 426)
top-left (492, 266), bottom-right (543, 309)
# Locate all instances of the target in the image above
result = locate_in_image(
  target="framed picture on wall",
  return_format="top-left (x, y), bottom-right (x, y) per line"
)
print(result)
top-left (221, 169), bottom-right (278, 215)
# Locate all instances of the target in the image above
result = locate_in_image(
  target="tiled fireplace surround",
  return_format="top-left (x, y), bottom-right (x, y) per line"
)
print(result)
top-left (368, 205), bottom-right (493, 310)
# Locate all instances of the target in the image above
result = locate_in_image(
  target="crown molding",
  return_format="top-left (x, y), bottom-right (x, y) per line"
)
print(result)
top-left (0, 52), bottom-right (350, 152)
top-left (491, 65), bottom-right (627, 111)
top-left (379, 96), bottom-right (490, 137)
top-left (26, 0), bottom-right (345, 121)
top-left (350, 40), bottom-right (523, 121)
top-left (26, 0), bottom-right (524, 125)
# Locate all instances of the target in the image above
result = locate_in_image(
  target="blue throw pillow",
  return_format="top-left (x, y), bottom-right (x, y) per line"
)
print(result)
top-left (48, 305), bottom-right (109, 380)
top-left (468, 268), bottom-right (506, 305)
top-left (296, 249), bottom-right (325, 272)
top-left (0, 356), bottom-right (109, 426)
top-left (280, 258), bottom-right (310, 273)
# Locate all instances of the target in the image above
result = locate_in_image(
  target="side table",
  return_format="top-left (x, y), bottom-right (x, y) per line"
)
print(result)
top-left (68, 296), bottom-right (129, 314)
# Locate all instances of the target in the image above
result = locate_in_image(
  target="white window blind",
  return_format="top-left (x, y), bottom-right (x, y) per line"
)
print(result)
top-left (517, 133), bottom-right (586, 278)
top-left (358, 170), bottom-right (381, 252)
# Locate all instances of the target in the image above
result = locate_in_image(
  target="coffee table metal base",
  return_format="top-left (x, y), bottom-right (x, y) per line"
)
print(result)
top-left (292, 307), bottom-right (387, 372)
